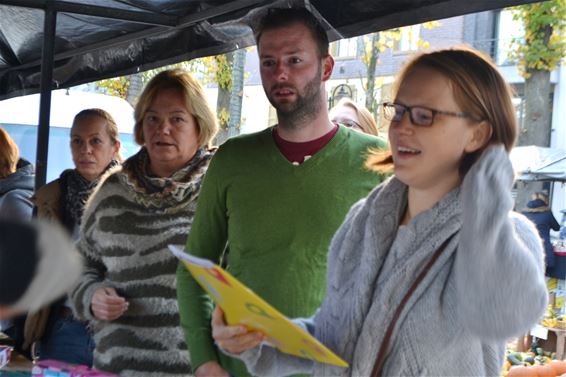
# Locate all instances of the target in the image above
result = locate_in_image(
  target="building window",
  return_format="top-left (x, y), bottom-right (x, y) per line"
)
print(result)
top-left (330, 37), bottom-right (358, 58)
top-left (393, 25), bottom-right (421, 52)
top-left (496, 9), bottom-right (524, 66)
top-left (328, 84), bottom-right (356, 108)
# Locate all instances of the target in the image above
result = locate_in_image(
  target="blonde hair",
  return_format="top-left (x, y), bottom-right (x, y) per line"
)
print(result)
top-left (134, 69), bottom-right (218, 149)
top-left (331, 98), bottom-right (379, 136)
top-left (367, 46), bottom-right (517, 175)
top-left (0, 127), bottom-right (20, 178)
top-left (72, 108), bottom-right (123, 162)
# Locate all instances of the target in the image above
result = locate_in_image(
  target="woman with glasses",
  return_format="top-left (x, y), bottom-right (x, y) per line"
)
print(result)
top-left (329, 98), bottom-right (380, 136)
top-left (210, 47), bottom-right (547, 376)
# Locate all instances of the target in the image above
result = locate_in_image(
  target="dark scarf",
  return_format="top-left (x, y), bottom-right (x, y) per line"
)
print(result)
top-left (59, 160), bottom-right (119, 233)
top-left (120, 147), bottom-right (215, 213)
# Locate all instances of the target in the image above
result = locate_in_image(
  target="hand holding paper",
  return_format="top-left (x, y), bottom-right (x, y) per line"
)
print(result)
top-left (168, 244), bottom-right (348, 368)
top-left (212, 306), bottom-right (266, 354)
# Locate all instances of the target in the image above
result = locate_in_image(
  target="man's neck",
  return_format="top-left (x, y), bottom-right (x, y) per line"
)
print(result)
top-left (276, 111), bottom-right (334, 142)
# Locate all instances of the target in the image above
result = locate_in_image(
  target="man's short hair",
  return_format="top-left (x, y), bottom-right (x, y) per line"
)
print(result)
top-left (254, 8), bottom-right (329, 59)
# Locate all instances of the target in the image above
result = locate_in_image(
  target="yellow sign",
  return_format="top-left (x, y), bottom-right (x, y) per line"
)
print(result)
top-left (169, 245), bottom-right (348, 368)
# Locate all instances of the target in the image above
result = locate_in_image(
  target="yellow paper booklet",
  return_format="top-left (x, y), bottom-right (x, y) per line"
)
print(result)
top-left (168, 245), bottom-right (348, 368)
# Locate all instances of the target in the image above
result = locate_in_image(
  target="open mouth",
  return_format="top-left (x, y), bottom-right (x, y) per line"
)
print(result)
top-left (272, 85), bottom-right (295, 98)
top-left (397, 146), bottom-right (421, 156)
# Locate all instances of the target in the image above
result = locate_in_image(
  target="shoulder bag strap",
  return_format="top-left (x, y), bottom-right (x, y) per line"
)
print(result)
top-left (370, 233), bottom-right (456, 377)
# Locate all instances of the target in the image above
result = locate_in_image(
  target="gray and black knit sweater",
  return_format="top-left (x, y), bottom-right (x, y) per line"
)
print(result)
top-left (71, 147), bottom-right (215, 377)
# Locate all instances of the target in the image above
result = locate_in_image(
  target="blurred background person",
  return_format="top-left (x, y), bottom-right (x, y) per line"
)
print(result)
top-left (329, 97), bottom-right (379, 136)
top-left (0, 127), bottom-right (34, 221)
top-left (522, 192), bottom-right (560, 277)
top-left (70, 69), bottom-right (218, 376)
top-left (0, 126), bottom-right (35, 352)
top-left (24, 108), bottom-right (122, 366)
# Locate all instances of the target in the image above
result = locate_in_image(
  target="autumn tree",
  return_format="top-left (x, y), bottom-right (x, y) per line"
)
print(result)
top-left (95, 60), bottom-right (208, 106)
top-left (361, 22), bottom-right (439, 122)
top-left (95, 76), bottom-right (130, 100)
top-left (211, 49), bottom-right (246, 144)
top-left (509, 1), bottom-right (566, 208)
top-left (95, 51), bottom-right (247, 145)
top-left (511, 0), bottom-right (566, 147)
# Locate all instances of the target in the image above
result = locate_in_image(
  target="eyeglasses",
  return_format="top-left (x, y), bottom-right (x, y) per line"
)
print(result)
top-left (381, 102), bottom-right (478, 127)
top-left (333, 118), bottom-right (362, 130)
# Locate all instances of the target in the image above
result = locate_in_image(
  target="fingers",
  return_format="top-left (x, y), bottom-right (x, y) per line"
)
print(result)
top-left (91, 287), bottom-right (129, 321)
top-left (194, 361), bottom-right (230, 377)
top-left (211, 306), bottom-right (246, 339)
top-left (211, 306), bottom-right (227, 327)
top-left (211, 306), bottom-right (265, 354)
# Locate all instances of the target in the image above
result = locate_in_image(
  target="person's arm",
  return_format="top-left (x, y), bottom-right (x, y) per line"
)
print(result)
top-left (550, 212), bottom-right (560, 231)
top-left (0, 190), bottom-right (32, 221)
top-left (70, 185), bottom-right (115, 321)
top-left (212, 306), bottom-right (315, 376)
top-left (176, 151), bottom-right (231, 376)
top-left (455, 146), bottom-right (547, 339)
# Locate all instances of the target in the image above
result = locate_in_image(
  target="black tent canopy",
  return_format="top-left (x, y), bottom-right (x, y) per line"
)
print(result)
top-left (0, 0), bottom-right (544, 187)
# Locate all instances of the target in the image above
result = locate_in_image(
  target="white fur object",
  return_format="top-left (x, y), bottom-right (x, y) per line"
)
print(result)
top-left (12, 220), bottom-right (83, 313)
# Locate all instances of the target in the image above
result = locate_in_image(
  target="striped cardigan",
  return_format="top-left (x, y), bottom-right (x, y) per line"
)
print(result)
top-left (71, 148), bottom-right (213, 376)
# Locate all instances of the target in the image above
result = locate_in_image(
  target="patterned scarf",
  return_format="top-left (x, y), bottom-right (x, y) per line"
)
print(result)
top-left (120, 147), bottom-right (216, 214)
top-left (59, 160), bottom-right (119, 233)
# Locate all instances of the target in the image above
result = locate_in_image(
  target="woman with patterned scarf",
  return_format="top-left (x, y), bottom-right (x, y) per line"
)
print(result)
top-left (70, 69), bottom-right (218, 377)
top-left (24, 108), bottom-right (122, 366)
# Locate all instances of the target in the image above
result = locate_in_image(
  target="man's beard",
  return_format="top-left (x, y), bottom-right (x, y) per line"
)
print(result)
top-left (267, 67), bottom-right (323, 129)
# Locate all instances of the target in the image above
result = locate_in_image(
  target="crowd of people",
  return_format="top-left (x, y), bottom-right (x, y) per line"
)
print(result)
top-left (0, 6), bottom-right (549, 377)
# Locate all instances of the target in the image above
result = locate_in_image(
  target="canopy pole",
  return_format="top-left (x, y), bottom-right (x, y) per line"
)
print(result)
top-left (35, 1), bottom-right (57, 190)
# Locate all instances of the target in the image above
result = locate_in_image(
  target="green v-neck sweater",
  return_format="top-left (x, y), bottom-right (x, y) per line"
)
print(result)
top-left (177, 126), bottom-right (387, 376)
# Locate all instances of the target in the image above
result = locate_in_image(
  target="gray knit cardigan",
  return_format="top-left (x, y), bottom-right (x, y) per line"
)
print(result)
top-left (234, 146), bottom-right (548, 376)
top-left (71, 149), bottom-right (213, 377)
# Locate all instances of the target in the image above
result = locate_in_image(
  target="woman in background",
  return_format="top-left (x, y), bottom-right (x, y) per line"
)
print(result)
top-left (25, 108), bottom-right (122, 366)
top-left (71, 69), bottom-right (218, 376)
top-left (0, 127), bottom-right (34, 220)
top-left (212, 47), bottom-right (547, 377)
top-left (0, 126), bottom-right (35, 353)
top-left (329, 97), bottom-right (380, 136)
top-left (522, 192), bottom-right (560, 277)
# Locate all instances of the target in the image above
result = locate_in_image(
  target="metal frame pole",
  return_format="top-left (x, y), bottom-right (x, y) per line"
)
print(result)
top-left (35, 1), bottom-right (57, 189)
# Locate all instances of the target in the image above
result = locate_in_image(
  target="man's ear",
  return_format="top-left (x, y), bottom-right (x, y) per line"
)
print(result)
top-left (321, 55), bottom-right (334, 82)
top-left (465, 121), bottom-right (492, 153)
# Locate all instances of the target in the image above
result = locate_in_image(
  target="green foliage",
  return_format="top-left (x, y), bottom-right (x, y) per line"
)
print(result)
top-left (140, 59), bottom-right (213, 85)
top-left (360, 21), bottom-right (440, 113)
top-left (510, 0), bottom-right (566, 77)
top-left (95, 76), bottom-right (130, 99)
top-left (93, 52), bottom-right (236, 103)
top-left (214, 54), bottom-right (233, 91)
top-left (217, 107), bottom-right (230, 127)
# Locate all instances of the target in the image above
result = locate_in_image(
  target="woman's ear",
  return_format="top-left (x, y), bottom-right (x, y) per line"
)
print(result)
top-left (464, 121), bottom-right (492, 153)
top-left (113, 139), bottom-right (122, 158)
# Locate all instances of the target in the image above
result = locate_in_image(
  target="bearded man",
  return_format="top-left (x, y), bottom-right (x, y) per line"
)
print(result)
top-left (177, 8), bottom-right (387, 377)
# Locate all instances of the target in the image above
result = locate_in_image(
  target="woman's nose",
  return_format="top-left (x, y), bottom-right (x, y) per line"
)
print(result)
top-left (80, 142), bottom-right (92, 154)
top-left (157, 119), bottom-right (172, 134)
top-left (392, 112), bottom-right (414, 134)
